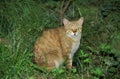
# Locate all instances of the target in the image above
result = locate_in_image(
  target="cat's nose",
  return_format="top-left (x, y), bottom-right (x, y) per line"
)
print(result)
top-left (72, 29), bottom-right (77, 33)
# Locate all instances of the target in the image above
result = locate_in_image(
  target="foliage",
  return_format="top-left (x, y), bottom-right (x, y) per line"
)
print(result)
top-left (0, 0), bottom-right (120, 79)
top-left (74, 44), bottom-right (120, 79)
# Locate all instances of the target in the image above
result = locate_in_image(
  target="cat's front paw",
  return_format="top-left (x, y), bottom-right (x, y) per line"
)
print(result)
top-left (68, 66), bottom-right (76, 69)
top-left (71, 66), bottom-right (76, 69)
top-left (67, 65), bottom-right (73, 69)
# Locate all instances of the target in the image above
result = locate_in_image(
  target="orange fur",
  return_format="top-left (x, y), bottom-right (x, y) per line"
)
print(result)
top-left (34, 17), bottom-right (84, 70)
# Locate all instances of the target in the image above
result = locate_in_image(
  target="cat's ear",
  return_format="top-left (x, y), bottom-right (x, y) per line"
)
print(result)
top-left (77, 17), bottom-right (84, 25)
top-left (63, 18), bottom-right (70, 26)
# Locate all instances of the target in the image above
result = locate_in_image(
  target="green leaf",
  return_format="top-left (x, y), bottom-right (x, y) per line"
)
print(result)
top-left (94, 76), bottom-right (99, 79)
top-left (52, 68), bottom-right (65, 74)
top-left (100, 44), bottom-right (111, 52)
top-left (83, 58), bottom-right (90, 63)
top-left (72, 68), bottom-right (77, 73)
top-left (91, 67), bottom-right (103, 76)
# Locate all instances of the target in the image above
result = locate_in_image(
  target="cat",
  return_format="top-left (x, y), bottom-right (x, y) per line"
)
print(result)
top-left (34, 17), bottom-right (84, 70)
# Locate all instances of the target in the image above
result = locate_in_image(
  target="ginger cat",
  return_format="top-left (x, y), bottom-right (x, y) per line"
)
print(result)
top-left (34, 17), bottom-right (84, 70)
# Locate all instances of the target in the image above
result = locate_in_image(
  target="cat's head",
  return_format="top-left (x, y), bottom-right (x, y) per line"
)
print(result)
top-left (63, 17), bottom-right (84, 38)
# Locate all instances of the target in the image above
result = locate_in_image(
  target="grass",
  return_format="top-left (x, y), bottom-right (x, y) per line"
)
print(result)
top-left (0, 0), bottom-right (120, 79)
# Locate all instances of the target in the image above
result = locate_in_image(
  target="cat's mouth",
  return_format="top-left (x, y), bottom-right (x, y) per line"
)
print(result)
top-left (74, 33), bottom-right (76, 36)
top-left (71, 33), bottom-right (78, 38)
top-left (67, 32), bottom-right (79, 38)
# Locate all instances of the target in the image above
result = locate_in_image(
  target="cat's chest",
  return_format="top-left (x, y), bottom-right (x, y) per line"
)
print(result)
top-left (70, 42), bottom-right (80, 57)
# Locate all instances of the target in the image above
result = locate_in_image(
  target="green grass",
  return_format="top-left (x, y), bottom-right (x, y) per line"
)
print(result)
top-left (0, 0), bottom-right (120, 79)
